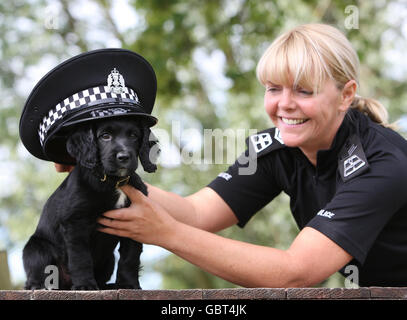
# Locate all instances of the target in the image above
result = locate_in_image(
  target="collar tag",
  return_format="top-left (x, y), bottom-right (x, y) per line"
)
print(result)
top-left (115, 176), bottom-right (130, 188)
top-left (246, 128), bottom-right (285, 159)
top-left (100, 173), bottom-right (131, 188)
top-left (250, 132), bottom-right (272, 153)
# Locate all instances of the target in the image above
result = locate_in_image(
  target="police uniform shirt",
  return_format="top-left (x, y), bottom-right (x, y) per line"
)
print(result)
top-left (207, 108), bottom-right (407, 287)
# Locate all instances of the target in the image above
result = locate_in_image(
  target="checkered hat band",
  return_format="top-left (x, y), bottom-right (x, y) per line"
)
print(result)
top-left (38, 85), bottom-right (139, 145)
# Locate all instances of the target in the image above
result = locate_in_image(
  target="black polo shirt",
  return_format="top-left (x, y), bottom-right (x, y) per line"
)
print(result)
top-left (207, 109), bottom-right (407, 286)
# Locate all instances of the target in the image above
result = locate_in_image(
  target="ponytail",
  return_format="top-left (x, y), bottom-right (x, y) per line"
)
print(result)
top-left (350, 95), bottom-right (397, 130)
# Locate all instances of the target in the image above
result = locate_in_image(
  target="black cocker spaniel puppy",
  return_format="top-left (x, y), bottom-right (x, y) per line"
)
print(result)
top-left (23, 118), bottom-right (159, 290)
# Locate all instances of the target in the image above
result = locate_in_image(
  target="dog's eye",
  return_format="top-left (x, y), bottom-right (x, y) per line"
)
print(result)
top-left (99, 133), bottom-right (112, 141)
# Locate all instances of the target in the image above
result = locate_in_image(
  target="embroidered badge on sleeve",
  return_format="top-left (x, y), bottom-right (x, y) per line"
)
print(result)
top-left (338, 134), bottom-right (369, 181)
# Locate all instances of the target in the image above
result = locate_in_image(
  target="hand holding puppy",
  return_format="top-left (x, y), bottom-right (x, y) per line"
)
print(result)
top-left (98, 185), bottom-right (177, 247)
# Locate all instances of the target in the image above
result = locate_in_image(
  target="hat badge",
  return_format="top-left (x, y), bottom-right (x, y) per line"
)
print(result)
top-left (107, 68), bottom-right (125, 94)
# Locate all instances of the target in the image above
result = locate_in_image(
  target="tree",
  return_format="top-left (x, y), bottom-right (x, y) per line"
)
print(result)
top-left (0, 0), bottom-right (406, 289)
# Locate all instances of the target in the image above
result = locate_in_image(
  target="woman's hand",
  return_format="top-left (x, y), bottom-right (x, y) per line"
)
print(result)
top-left (97, 185), bottom-right (177, 246)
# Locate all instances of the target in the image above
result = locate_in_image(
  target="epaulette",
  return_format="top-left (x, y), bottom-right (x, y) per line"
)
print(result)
top-left (338, 134), bottom-right (369, 182)
top-left (245, 127), bottom-right (286, 159)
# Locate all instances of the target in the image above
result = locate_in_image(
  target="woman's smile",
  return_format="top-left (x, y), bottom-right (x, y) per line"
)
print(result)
top-left (280, 117), bottom-right (310, 126)
top-left (263, 78), bottom-right (356, 165)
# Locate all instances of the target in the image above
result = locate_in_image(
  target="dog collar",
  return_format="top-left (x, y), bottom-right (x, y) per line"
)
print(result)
top-left (100, 174), bottom-right (131, 188)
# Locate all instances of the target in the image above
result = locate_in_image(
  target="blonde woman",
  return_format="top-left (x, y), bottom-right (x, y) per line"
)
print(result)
top-left (98, 24), bottom-right (407, 287)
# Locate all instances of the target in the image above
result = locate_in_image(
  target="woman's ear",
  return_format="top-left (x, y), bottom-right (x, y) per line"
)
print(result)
top-left (340, 80), bottom-right (357, 112)
top-left (139, 127), bottom-right (160, 173)
top-left (66, 126), bottom-right (99, 169)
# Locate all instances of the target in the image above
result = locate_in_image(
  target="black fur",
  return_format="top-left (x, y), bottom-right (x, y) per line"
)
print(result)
top-left (23, 118), bottom-right (158, 290)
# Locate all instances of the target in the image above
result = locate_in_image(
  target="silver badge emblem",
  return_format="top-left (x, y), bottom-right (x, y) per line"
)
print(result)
top-left (107, 68), bottom-right (125, 94)
top-left (344, 155), bottom-right (366, 177)
top-left (250, 133), bottom-right (272, 153)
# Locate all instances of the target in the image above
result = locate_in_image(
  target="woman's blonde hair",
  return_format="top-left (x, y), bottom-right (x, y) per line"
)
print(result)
top-left (256, 23), bottom-right (393, 128)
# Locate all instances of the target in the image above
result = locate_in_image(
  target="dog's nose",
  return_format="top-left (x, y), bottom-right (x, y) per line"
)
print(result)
top-left (116, 151), bottom-right (130, 163)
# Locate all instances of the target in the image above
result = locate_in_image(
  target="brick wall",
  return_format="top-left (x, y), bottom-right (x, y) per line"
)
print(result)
top-left (1, 287), bottom-right (407, 300)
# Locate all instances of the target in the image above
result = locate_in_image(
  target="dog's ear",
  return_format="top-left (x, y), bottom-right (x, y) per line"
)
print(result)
top-left (66, 127), bottom-right (99, 169)
top-left (139, 127), bottom-right (160, 173)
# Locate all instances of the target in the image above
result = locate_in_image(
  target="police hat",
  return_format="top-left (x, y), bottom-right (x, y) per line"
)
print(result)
top-left (19, 48), bottom-right (158, 164)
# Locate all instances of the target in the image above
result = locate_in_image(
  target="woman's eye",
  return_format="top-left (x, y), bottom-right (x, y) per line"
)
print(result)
top-left (129, 132), bottom-right (139, 139)
top-left (296, 88), bottom-right (313, 95)
top-left (266, 87), bottom-right (280, 93)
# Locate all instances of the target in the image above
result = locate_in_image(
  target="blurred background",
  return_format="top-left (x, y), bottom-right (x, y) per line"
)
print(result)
top-left (1, 0), bottom-right (407, 290)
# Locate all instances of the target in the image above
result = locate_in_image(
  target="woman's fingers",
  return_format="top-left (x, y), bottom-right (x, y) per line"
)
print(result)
top-left (98, 216), bottom-right (133, 238)
top-left (120, 185), bottom-right (148, 204)
top-left (97, 185), bottom-right (174, 245)
top-left (98, 216), bottom-right (128, 228)
top-left (98, 225), bottom-right (130, 238)
top-left (101, 208), bottom-right (132, 221)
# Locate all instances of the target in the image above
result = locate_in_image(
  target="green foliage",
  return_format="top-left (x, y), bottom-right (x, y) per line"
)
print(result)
top-left (0, 0), bottom-right (406, 289)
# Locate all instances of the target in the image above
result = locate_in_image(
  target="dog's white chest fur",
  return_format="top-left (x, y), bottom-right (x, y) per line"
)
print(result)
top-left (115, 189), bottom-right (128, 208)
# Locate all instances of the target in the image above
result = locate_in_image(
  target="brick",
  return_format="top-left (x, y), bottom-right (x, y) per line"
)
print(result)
top-left (370, 287), bottom-right (407, 299)
top-left (118, 289), bottom-right (203, 300)
top-left (326, 288), bottom-right (370, 299)
top-left (287, 288), bottom-right (371, 299)
top-left (287, 288), bottom-right (330, 299)
top-left (32, 290), bottom-right (77, 300)
top-left (75, 290), bottom-right (118, 300)
top-left (2, 288), bottom-right (407, 300)
top-left (0, 290), bottom-right (32, 300)
top-left (203, 288), bottom-right (286, 300)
